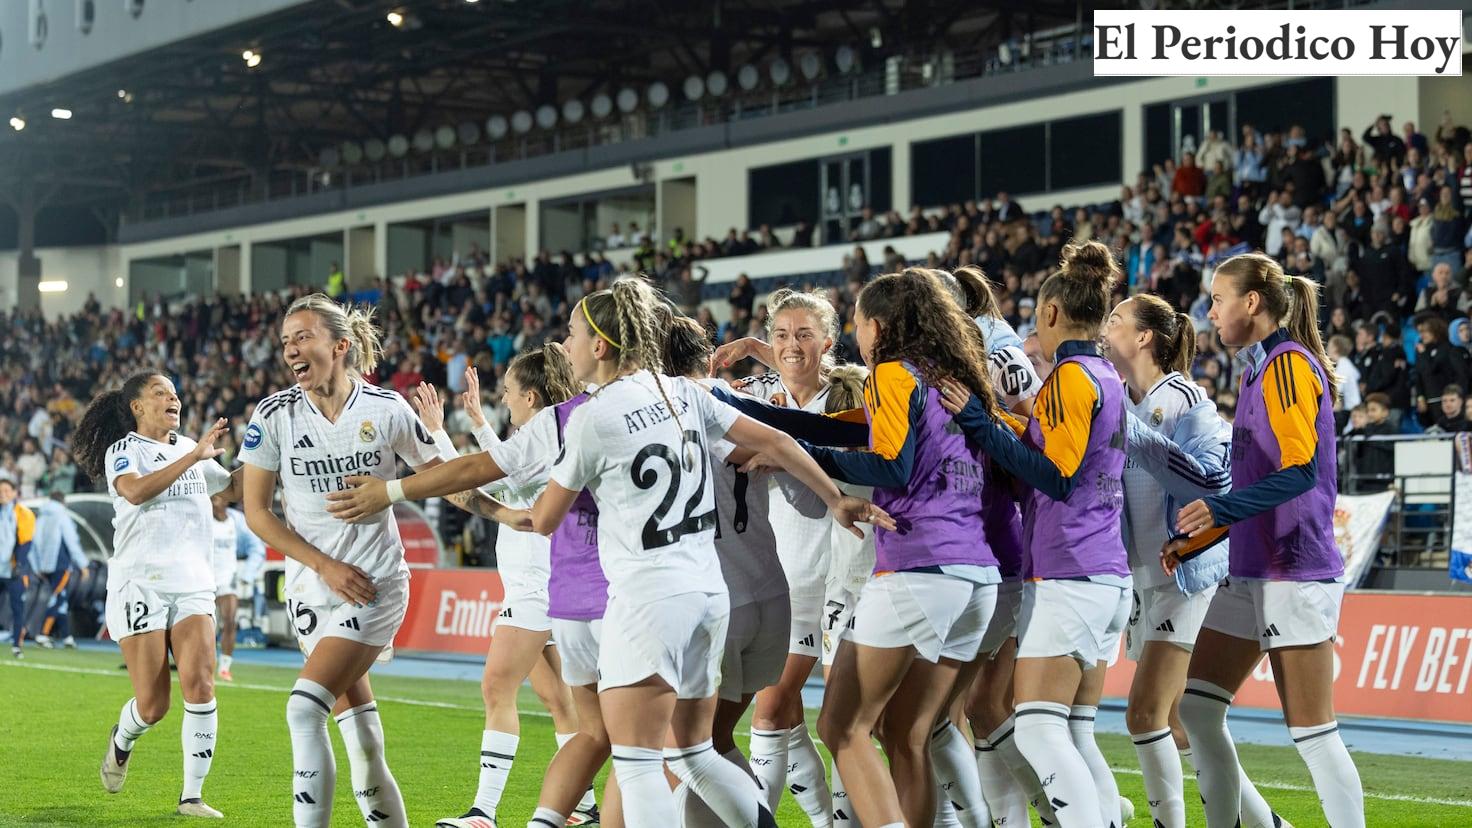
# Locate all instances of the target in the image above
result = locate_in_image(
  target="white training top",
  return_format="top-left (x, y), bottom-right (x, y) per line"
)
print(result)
top-left (1122, 372), bottom-right (1207, 589)
top-left (474, 414), bottom-right (554, 597)
top-left (701, 379), bottom-right (787, 608)
top-left (551, 371), bottom-right (738, 603)
top-left (105, 432), bottom-right (233, 593)
top-left (734, 372), bottom-right (832, 595)
top-left (240, 380), bottom-right (440, 604)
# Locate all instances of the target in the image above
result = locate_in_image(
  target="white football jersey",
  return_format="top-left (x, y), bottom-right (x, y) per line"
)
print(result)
top-left (733, 372), bottom-right (832, 590)
top-left (1122, 372), bottom-right (1207, 588)
top-left (239, 380), bottom-right (440, 603)
top-left (105, 432), bottom-right (233, 593)
top-left (551, 371), bottom-right (737, 603)
top-left (988, 344), bottom-right (1043, 413)
top-left (478, 411), bottom-right (554, 596)
top-left (211, 511), bottom-right (239, 578)
top-left (828, 481), bottom-right (877, 593)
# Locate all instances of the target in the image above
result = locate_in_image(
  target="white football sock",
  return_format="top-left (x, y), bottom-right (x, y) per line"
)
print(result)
top-left (786, 724), bottom-right (833, 827)
top-left (1178, 679), bottom-right (1244, 828)
top-left (337, 703), bottom-right (407, 828)
top-left (930, 722), bottom-right (989, 828)
top-left (723, 745), bottom-right (760, 783)
top-left (990, 716), bottom-right (1056, 824)
top-left (612, 744), bottom-right (676, 827)
top-left (180, 699), bottom-right (217, 801)
top-left (1238, 765), bottom-right (1282, 828)
top-left (934, 789), bottom-right (961, 827)
top-left (975, 735), bottom-right (1029, 827)
top-left (528, 805), bottom-right (567, 828)
top-left (830, 760), bottom-right (861, 825)
top-left (1014, 701), bottom-right (1098, 828)
top-left (558, 731), bottom-right (598, 814)
top-left (676, 780), bottom-right (724, 828)
top-left (1133, 728), bottom-right (1184, 828)
top-left (114, 697), bottom-right (152, 753)
top-left (473, 730), bottom-right (519, 817)
top-left (1068, 705), bottom-right (1121, 828)
top-left (748, 728), bottom-right (789, 812)
top-left (286, 679), bottom-right (337, 828)
top-left (1290, 722), bottom-right (1364, 828)
top-left (218, 654), bottom-right (233, 673)
top-left (667, 739), bottom-right (763, 828)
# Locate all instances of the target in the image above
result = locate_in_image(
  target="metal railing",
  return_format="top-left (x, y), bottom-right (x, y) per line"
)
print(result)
top-left (1339, 432), bottom-right (1457, 570)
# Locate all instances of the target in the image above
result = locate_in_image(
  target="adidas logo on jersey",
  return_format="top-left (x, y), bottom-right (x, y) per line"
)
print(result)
top-left (339, 617), bottom-right (361, 631)
top-left (1263, 624), bottom-right (1281, 637)
top-left (797, 634), bottom-right (815, 648)
top-left (154, 452), bottom-right (167, 462)
top-left (1155, 619), bottom-right (1176, 633)
top-left (295, 434), bottom-right (315, 449)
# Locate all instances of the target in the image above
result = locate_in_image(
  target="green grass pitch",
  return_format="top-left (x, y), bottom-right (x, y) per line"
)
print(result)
top-left (1, 647), bottom-right (1469, 826)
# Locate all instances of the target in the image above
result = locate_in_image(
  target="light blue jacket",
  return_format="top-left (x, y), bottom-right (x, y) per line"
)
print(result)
top-left (1124, 400), bottom-right (1232, 595)
top-left (31, 499), bottom-right (82, 574)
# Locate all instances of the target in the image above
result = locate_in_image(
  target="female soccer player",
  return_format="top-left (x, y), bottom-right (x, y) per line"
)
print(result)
top-left (416, 353), bottom-right (599, 828)
top-left (209, 491), bottom-right (262, 683)
top-left (529, 278), bottom-right (886, 828)
top-left (942, 266), bottom-right (1047, 828)
top-left (1107, 295), bottom-right (1291, 828)
top-left (72, 372), bottom-right (238, 818)
top-left (664, 315), bottom-right (792, 827)
top-left (1168, 253), bottom-right (1364, 828)
top-left (941, 242), bottom-right (1133, 828)
top-left (807, 269), bottom-right (1002, 828)
top-left (715, 288), bottom-right (843, 824)
top-left (239, 294), bottom-right (515, 828)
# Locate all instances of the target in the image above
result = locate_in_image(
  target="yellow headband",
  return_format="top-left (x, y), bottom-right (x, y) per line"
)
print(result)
top-left (1283, 272), bottom-right (1295, 287)
top-left (581, 298), bottom-right (622, 350)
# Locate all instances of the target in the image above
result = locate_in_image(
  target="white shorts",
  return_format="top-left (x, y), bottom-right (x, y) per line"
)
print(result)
top-left (720, 596), bottom-right (791, 702)
top-left (788, 578), bottom-right (825, 658)
top-left (978, 579), bottom-right (1024, 658)
top-left (288, 575), bottom-right (409, 657)
top-left (1017, 579), bottom-right (1131, 667)
top-left (848, 572), bottom-right (997, 663)
top-left (496, 585), bottom-right (553, 634)
top-left (1202, 576), bottom-right (1346, 651)
top-left (1125, 571), bottom-right (1218, 662)
top-left (820, 584), bottom-right (863, 667)
top-left (105, 582), bottom-right (215, 641)
top-left (211, 551), bottom-right (238, 597)
top-left (552, 618), bottom-right (603, 688)
top-left (599, 591), bottom-right (729, 699)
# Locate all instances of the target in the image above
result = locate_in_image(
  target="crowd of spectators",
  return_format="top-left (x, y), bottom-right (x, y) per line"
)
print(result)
top-left (3, 112), bottom-right (1470, 512)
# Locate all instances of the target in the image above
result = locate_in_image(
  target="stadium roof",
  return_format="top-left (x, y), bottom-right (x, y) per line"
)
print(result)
top-left (0, 0), bottom-right (1085, 235)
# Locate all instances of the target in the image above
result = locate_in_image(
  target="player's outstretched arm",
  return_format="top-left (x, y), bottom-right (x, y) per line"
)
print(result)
top-left (325, 451), bottom-right (509, 521)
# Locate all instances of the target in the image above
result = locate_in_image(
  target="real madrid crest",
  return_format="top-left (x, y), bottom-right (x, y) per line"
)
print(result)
top-left (1150, 407), bottom-right (1164, 427)
top-left (359, 420), bottom-right (377, 443)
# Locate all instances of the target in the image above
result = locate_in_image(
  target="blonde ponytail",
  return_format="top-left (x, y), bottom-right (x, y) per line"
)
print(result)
top-left (1214, 253), bottom-right (1339, 405)
top-left (285, 293), bottom-right (382, 377)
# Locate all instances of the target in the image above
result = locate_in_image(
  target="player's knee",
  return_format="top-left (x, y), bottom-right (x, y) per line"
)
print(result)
top-left (136, 695), bottom-right (170, 724)
top-left (1124, 698), bottom-right (1167, 734)
top-left (480, 672), bottom-right (518, 708)
top-left (816, 710), bottom-right (862, 753)
top-left (286, 682), bottom-right (333, 732)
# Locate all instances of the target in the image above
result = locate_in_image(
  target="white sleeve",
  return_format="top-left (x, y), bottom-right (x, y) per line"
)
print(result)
top-left (430, 428), bottom-right (460, 462)
top-left (104, 440), bottom-right (142, 487)
top-left (686, 381), bottom-right (741, 442)
top-left (549, 407), bottom-right (602, 493)
top-left (239, 408), bottom-right (280, 472)
top-left (391, 397), bottom-right (442, 468)
top-left (488, 408), bottom-right (555, 491)
top-left (472, 423), bottom-right (501, 451)
top-left (200, 460), bottom-right (233, 495)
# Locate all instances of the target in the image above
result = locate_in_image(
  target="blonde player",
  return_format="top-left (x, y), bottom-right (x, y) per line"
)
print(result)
top-left (714, 289), bottom-right (844, 824)
top-left (240, 294), bottom-right (517, 828)
top-left (71, 372), bottom-right (238, 818)
top-left (416, 354), bottom-right (600, 828)
top-left (528, 278), bottom-right (888, 828)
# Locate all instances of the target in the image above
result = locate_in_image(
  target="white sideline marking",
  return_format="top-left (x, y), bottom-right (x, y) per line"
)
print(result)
top-left (6, 659), bottom-right (1471, 808)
